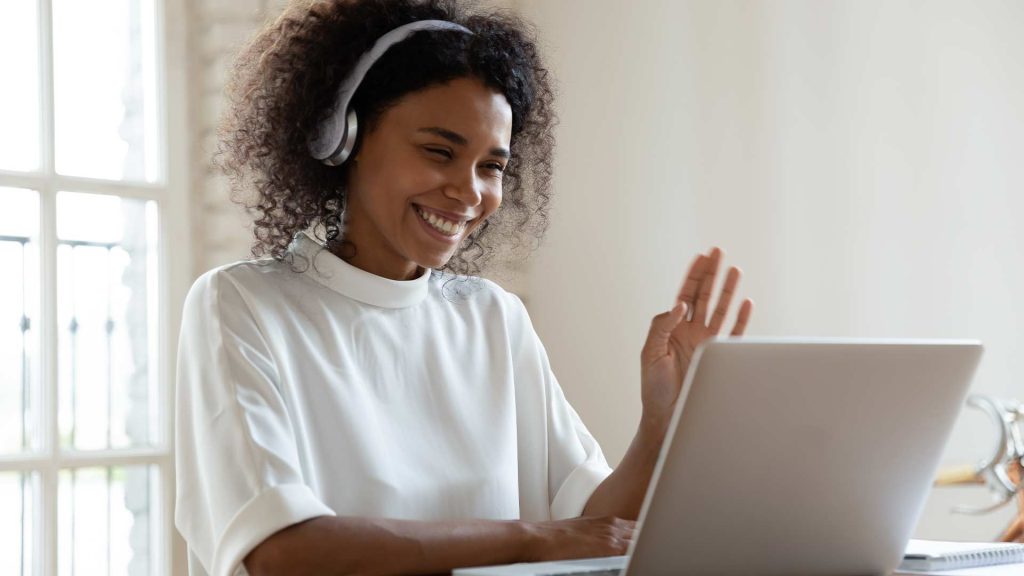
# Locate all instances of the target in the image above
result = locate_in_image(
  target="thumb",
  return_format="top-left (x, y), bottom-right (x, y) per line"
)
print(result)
top-left (643, 302), bottom-right (686, 357)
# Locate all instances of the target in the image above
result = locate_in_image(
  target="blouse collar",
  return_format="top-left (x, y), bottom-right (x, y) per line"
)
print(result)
top-left (289, 232), bottom-right (430, 308)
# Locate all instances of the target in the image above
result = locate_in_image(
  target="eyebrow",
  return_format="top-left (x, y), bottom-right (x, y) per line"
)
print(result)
top-left (417, 126), bottom-right (511, 159)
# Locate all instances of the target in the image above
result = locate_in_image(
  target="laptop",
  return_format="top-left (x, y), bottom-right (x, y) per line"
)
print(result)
top-left (455, 338), bottom-right (983, 576)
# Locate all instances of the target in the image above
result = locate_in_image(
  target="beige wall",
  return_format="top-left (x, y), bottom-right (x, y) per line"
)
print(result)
top-left (516, 0), bottom-right (1024, 540)
top-left (188, 0), bottom-right (289, 274)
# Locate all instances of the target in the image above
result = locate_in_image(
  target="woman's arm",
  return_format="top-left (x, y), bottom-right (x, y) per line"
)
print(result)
top-left (581, 418), bottom-right (668, 520)
top-left (584, 248), bottom-right (753, 521)
top-left (244, 515), bottom-right (636, 576)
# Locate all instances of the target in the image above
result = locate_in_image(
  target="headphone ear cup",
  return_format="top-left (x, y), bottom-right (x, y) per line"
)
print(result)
top-left (325, 108), bottom-right (360, 166)
top-left (312, 21), bottom-right (472, 166)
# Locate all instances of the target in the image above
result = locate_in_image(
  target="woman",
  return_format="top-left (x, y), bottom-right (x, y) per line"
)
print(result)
top-left (175, 1), bottom-right (754, 575)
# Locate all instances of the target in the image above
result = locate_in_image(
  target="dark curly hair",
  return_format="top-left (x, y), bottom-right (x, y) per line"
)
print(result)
top-left (216, 0), bottom-right (556, 277)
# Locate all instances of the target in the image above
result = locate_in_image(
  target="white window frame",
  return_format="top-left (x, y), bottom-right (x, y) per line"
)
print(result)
top-left (0, 0), bottom-right (191, 574)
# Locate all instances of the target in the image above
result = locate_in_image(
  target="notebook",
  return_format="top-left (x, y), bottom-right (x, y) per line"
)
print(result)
top-left (900, 539), bottom-right (1024, 572)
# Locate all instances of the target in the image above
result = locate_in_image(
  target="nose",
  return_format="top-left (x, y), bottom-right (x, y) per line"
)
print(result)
top-left (443, 169), bottom-right (484, 207)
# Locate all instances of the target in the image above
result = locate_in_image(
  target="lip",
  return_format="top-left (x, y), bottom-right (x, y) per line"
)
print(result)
top-left (413, 203), bottom-right (475, 223)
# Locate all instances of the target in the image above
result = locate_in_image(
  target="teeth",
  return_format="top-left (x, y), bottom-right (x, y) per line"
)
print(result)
top-left (417, 207), bottom-right (465, 237)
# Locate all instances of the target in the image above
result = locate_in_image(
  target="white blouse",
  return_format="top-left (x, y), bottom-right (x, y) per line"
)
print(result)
top-left (175, 233), bottom-right (613, 576)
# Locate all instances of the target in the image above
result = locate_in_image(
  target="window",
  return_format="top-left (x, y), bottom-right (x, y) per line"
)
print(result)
top-left (0, 0), bottom-right (184, 574)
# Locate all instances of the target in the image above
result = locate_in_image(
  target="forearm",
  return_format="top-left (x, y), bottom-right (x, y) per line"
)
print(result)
top-left (582, 417), bottom-right (669, 520)
top-left (245, 515), bottom-right (529, 576)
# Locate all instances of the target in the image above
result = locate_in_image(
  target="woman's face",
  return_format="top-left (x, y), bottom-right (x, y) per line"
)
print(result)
top-left (342, 77), bottom-right (513, 280)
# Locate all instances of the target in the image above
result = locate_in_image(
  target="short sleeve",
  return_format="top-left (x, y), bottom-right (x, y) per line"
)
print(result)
top-left (504, 293), bottom-right (613, 520)
top-left (543, 373), bottom-right (613, 519)
top-left (174, 270), bottom-right (334, 576)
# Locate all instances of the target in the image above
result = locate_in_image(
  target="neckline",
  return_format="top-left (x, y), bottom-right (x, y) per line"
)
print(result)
top-left (289, 232), bottom-right (431, 308)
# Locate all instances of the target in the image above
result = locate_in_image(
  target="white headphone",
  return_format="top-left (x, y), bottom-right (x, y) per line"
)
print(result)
top-left (308, 20), bottom-right (474, 167)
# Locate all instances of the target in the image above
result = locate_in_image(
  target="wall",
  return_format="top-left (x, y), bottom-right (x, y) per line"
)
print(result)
top-left (515, 0), bottom-right (1023, 540)
top-left (188, 0), bottom-right (289, 275)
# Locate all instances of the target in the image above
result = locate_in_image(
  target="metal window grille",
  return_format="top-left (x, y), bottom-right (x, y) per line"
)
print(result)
top-left (0, 0), bottom-right (184, 573)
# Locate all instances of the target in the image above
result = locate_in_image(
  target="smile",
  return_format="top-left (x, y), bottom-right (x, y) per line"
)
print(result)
top-left (415, 205), bottom-right (468, 237)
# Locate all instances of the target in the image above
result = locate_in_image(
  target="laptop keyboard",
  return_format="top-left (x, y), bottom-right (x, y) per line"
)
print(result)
top-left (536, 565), bottom-right (622, 569)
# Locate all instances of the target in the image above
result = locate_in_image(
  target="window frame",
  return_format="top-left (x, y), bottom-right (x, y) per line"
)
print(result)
top-left (0, 0), bottom-right (191, 574)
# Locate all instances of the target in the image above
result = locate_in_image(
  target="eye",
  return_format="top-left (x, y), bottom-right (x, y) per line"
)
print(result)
top-left (484, 162), bottom-right (506, 174)
top-left (425, 147), bottom-right (452, 159)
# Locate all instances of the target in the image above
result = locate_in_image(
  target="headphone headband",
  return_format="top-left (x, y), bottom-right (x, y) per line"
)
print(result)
top-left (308, 19), bottom-right (474, 166)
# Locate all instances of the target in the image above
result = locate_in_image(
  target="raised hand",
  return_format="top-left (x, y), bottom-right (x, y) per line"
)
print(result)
top-left (640, 248), bottom-right (753, 428)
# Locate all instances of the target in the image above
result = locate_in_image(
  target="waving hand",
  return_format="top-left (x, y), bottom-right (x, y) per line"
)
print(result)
top-left (640, 248), bottom-right (753, 425)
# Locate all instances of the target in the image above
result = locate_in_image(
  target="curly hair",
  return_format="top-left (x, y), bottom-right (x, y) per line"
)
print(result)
top-left (216, 0), bottom-right (556, 277)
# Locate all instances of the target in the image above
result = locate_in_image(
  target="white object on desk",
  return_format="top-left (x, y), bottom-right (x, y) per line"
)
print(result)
top-left (895, 562), bottom-right (1024, 575)
top-left (899, 539), bottom-right (1024, 572)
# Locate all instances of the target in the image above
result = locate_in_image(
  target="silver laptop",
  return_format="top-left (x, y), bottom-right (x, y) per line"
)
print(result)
top-left (455, 338), bottom-right (983, 576)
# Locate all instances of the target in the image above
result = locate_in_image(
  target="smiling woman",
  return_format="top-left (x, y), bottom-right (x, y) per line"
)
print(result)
top-left (175, 1), bottom-right (751, 576)
top-left (216, 0), bottom-right (554, 280)
top-left (342, 78), bottom-right (512, 279)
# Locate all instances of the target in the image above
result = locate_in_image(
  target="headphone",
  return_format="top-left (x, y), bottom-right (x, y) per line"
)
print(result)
top-left (308, 20), bottom-right (474, 167)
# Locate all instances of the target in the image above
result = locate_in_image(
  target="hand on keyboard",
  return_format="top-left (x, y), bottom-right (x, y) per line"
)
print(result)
top-left (522, 516), bottom-right (635, 562)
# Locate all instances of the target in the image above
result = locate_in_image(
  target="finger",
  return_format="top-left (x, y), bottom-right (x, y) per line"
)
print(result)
top-left (616, 523), bottom-right (637, 542)
top-left (1000, 517), bottom-right (1022, 542)
top-left (708, 267), bottom-right (741, 333)
top-left (611, 516), bottom-right (637, 528)
top-left (730, 298), bottom-right (754, 336)
top-left (692, 247), bottom-right (722, 325)
top-left (643, 303), bottom-right (687, 358)
top-left (675, 254), bottom-right (707, 312)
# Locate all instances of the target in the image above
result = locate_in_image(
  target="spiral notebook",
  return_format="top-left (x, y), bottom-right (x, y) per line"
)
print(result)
top-left (900, 539), bottom-right (1024, 572)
